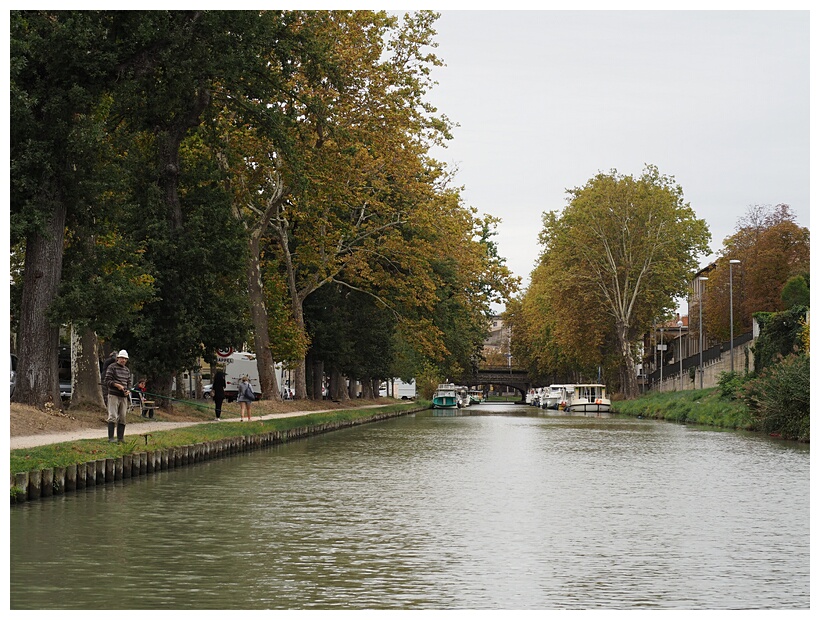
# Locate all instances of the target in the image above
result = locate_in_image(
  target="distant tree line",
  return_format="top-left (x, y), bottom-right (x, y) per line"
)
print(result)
top-left (10, 10), bottom-right (519, 410)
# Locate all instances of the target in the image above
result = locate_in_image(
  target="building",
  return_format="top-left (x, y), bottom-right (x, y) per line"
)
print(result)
top-left (483, 315), bottom-right (511, 366)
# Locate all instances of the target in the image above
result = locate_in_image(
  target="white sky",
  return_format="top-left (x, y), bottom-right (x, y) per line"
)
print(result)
top-left (420, 9), bottom-right (811, 308)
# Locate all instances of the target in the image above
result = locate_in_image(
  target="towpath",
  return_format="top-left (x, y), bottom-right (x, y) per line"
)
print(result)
top-left (10, 406), bottom-right (387, 450)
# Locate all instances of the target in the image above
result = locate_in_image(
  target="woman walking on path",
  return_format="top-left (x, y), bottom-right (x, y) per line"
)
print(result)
top-left (237, 375), bottom-right (255, 421)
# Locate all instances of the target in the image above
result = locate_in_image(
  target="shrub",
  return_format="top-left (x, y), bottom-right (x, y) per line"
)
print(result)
top-left (717, 371), bottom-right (747, 400)
top-left (744, 353), bottom-right (810, 441)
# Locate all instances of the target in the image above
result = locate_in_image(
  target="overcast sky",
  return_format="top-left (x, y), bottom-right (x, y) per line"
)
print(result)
top-left (419, 10), bottom-right (810, 307)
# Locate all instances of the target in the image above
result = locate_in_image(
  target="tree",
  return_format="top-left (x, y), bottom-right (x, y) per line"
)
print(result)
top-left (702, 204), bottom-right (809, 341)
top-left (781, 274), bottom-right (810, 309)
top-left (10, 11), bottom-right (134, 408)
top-left (532, 165), bottom-right (711, 397)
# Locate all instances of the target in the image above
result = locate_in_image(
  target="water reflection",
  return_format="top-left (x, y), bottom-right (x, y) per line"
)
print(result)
top-left (10, 403), bottom-right (809, 609)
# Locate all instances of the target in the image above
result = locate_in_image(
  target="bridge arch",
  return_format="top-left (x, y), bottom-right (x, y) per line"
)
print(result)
top-left (456, 367), bottom-right (534, 403)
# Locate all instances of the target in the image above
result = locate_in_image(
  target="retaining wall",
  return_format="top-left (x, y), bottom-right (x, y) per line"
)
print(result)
top-left (652, 340), bottom-right (755, 393)
top-left (11, 407), bottom-right (420, 504)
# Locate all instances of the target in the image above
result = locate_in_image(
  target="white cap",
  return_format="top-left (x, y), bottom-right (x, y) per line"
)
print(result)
top-left (117, 350), bottom-right (129, 359)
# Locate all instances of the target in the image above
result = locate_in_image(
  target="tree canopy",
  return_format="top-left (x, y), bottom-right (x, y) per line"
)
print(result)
top-left (513, 165), bottom-right (710, 397)
top-left (10, 10), bottom-right (518, 408)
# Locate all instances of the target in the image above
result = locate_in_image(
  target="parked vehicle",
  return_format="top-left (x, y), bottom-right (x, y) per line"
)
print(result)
top-left (397, 379), bottom-right (416, 399)
top-left (216, 351), bottom-right (261, 401)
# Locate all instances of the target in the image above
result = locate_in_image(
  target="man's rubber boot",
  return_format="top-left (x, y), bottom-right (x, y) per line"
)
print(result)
top-left (117, 423), bottom-right (126, 443)
top-left (108, 422), bottom-right (117, 443)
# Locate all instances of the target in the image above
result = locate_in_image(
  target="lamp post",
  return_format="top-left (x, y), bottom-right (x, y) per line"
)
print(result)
top-left (659, 327), bottom-right (664, 391)
top-left (677, 319), bottom-right (683, 391)
top-left (698, 276), bottom-right (709, 389)
top-left (729, 259), bottom-right (740, 373)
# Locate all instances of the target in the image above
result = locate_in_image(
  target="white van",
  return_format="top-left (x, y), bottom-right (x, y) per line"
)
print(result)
top-left (382, 378), bottom-right (416, 400)
top-left (218, 351), bottom-right (261, 401)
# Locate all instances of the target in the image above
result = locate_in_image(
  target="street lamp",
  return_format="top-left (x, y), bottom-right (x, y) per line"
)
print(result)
top-left (698, 276), bottom-right (709, 389)
top-left (729, 259), bottom-right (741, 373)
top-left (659, 327), bottom-right (664, 391)
top-left (677, 319), bottom-right (683, 391)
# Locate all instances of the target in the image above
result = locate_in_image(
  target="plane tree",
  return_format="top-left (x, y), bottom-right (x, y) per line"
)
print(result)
top-left (533, 166), bottom-right (710, 398)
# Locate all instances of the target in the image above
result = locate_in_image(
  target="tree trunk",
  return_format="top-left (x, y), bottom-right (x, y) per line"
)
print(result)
top-left (348, 378), bottom-right (359, 399)
top-left (360, 377), bottom-right (375, 399)
top-left (13, 187), bottom-right (66, 409)
top-left (247, 232), bottom-right (280, 401)
top-left (69, 324), bottom-right (105, 410)
top-left (311, 358), bottom-right (324, 401)
top-left (329, 366), bottom-right (349, 402)
top-left (152, 374), bottom-right (174, 414)
top-left (617, 322), bottom-right (639, 398)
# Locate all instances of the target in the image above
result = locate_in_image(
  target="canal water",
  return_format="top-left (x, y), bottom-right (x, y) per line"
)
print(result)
top-left (10, 403), bottom-right (810, 610)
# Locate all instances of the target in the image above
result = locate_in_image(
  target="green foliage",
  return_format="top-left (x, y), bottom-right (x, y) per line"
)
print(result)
top-left (743, 353), bottom-right (809, 442)
top-left (780, 273), bottom-right (810, 309)
top-left (612, 388), bottom-right (754, 430)
top-left (716, 371), bottom-right (748, 401)
top-left (528, 165), bottom-right (710, 396)
top-left (752, 305), bottom-right (809, 372)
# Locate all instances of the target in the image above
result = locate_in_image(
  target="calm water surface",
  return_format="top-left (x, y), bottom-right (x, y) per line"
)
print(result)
top-left (9, 403), bottom-right (810, 609)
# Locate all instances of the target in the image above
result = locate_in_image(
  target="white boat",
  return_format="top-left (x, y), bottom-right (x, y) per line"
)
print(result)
top-left (432, 383), bottom-right (459, 409)
top-left (468, 389), bottom-right (484, 405)
top-left (565, 384), bottom-right (611, 414)
top-left (543, 384), bottom-right (566, 409)
top-left (457, 386), bottom-right (470, 408)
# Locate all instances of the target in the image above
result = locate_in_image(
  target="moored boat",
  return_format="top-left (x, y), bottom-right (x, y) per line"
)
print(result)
top-left (432, 383), bottom-right (459, 409)
top-left (468, 389), bottom-right (484, 405)
top-left (457, 386), bottom-right (470, 408)
top-left (565, 383), bottom-right (611, 414)
top-left (544, 384), bottom-right (567, 410)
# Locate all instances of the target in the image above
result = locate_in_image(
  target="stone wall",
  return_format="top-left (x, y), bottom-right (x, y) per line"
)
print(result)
top-left (654, 340), bottom-right (755, 393)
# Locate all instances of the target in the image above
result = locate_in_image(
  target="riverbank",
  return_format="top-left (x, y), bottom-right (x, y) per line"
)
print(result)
top-left (611, 387), bottom-right (755, 430)
top-left (10, 399), bottom-right (428, 502)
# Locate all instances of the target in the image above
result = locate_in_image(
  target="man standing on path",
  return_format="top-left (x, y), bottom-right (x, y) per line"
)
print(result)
top-left (104, 350), bottom-right (132, 443)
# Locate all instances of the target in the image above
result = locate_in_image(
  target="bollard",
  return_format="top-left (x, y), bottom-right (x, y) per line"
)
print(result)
top-left (41, 468), bottom-right (54, 497)
top-left (96, 460), bottom-right (106, 484)
top-left (53, 467), bottom-right (66, 495)
top-left (64, 464), bottom-right (77, 492)
top-left (121, 454), bottom-right (132, 479)
top-left (14, 472), bottom-right (29, 503)
top-left (76, 462), bottom-right (86, 489)
top-left (115, 457), bottom-right (123, 481)
top-left (28, 469), bottom-right (42, 500)
top-left (105, 458), bottom-right (115, 483)
top-left (85, 462), bottom-right (96, 487)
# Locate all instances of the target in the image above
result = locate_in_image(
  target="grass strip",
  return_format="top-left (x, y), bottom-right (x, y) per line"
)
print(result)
top-left (612, 388), bottom-right (755, 430)
top-left (11, 401), bottom-right (427, 474)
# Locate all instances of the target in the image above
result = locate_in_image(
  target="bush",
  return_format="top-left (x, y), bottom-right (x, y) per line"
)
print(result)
top-left (744, 353), bottom-right (810, 441)
top-left (752, 306), bottom-right (809, 372)
top-left (717, 371), bottom-right (747, 400)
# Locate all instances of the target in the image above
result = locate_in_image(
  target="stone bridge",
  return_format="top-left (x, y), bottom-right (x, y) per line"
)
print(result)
top-left (455, 367), bottom-right (533, 403)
